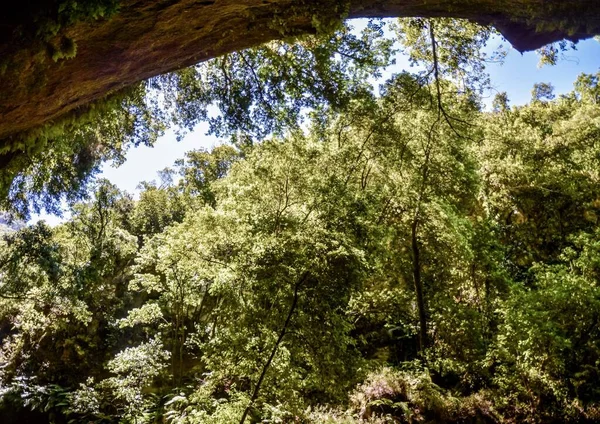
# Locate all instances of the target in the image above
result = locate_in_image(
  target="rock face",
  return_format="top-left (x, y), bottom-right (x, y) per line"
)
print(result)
top-left (0, 0), bottom-right (598, 143)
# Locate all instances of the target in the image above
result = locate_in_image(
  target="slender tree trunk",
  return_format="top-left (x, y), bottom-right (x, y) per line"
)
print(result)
top-left (239, 272), bottom-right (309, 424)
top-left (411, 217), bottom-right (428, 353)
top-left (172, 309), bottom-right (181, 386)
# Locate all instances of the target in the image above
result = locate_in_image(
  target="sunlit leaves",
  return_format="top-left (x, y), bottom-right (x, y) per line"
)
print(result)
top-left (394, 18), bottom-right (503, 94)
top-left (157, 20), bottom-right (395, 142)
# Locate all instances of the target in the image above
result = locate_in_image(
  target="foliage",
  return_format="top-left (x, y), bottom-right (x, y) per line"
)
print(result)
top-left (350, 367), bottom-right (500, 423)
top-left (0, 83), bottom-right (166, 218)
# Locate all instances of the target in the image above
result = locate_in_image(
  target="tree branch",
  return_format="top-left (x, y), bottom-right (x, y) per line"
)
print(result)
top-left (239, 271), bottom-right (310, 424)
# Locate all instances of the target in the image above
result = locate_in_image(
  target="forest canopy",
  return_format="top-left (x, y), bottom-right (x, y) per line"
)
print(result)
top-left (1, 16), bottom-right (600, 424)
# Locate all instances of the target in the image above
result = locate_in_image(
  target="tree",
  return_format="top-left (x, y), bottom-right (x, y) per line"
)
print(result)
top-left (2, 20), bottom-right (600, 423)
top-left (175, 145), bottom-right (240, 208)
top-left (478, 78), bottom-right (600, 275)
top-left (492, 230), bottom-right (600, 421)
top-left (532, 82), bottom-right (556, 102)
top-left (0, 180), bottom-right (139, 421)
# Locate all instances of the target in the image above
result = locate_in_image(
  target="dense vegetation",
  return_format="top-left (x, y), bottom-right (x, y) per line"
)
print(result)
top-left (1, 18), bottom-right (600, 424)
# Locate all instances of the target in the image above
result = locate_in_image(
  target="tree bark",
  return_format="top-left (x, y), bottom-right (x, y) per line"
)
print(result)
top-left (0, 0), bottom-right (598, 143)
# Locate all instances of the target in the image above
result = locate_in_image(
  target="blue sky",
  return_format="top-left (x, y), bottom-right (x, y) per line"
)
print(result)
top-left (31, 20), bottom-right (600, 225)
top-left (485, 37), bottom-right (600, 106)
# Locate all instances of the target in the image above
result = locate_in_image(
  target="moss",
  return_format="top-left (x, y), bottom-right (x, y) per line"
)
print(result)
top-left (49, 36), bottom-right (78, 62)
top-left (0, 58), bottom-right (8, 76)
top-left (265, 0), bottom-right (350, 37)
top-left (2, 0), bottom-right (120, 68)
top-left (2, 83), bottom-right (142, 159)
top-left (28, 69), bottom-right (49, 93)
top-left (35, 0), bottom-right (121, 42)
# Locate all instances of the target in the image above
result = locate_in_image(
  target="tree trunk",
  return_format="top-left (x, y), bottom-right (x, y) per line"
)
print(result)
top-left (411, 217), bottom-right (428, 353)
top-left (239, 271), bottom-right (308, 424)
